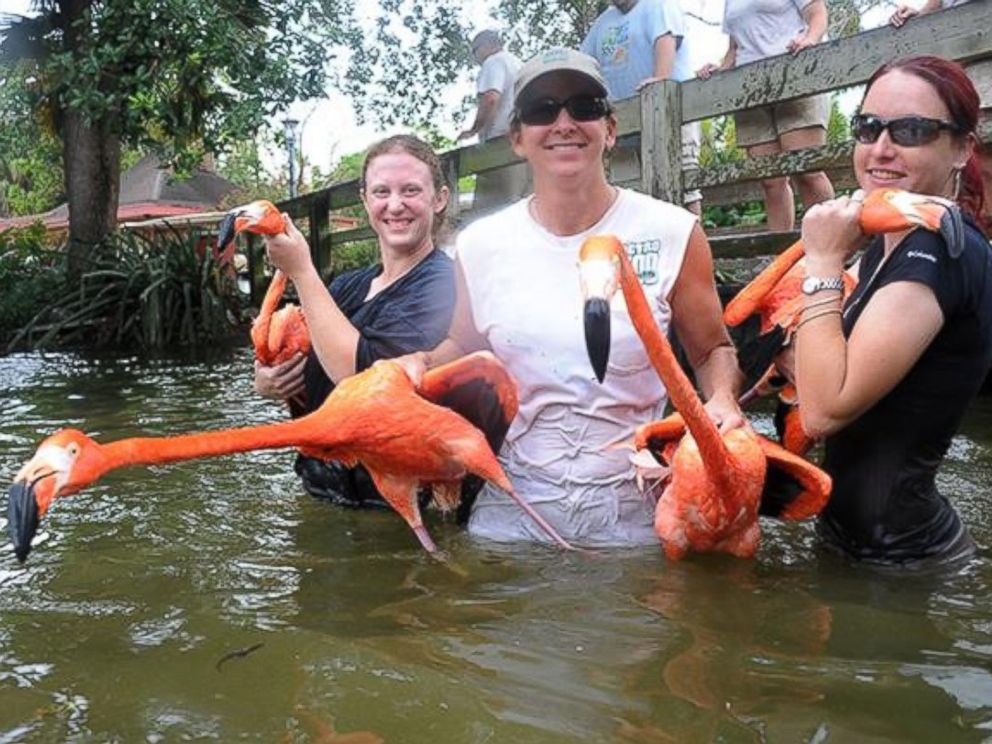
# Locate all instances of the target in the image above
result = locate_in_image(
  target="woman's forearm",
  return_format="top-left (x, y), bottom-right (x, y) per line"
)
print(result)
top-left (794, 289), bottom-right (849, 438)
top-left (803, 0), bottom-right (829, 42)
top-left (292, 265), bottom-right (361, 383)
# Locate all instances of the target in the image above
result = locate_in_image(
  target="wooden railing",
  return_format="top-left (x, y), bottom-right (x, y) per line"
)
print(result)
top-left (248, 1), bottom-right (991, 302)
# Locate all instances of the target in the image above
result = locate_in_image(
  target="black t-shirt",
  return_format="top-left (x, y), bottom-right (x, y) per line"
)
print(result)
top-left (818, 216), bottom-right (992, 563)
top-left (301, 248), bottom-right (456, 410)
top-left (294, 249), bottom-right (456, 506)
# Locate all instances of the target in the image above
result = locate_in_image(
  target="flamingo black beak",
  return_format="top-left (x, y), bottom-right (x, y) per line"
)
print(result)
top-left (584, 297), bottom-right (611, 384)
top-left (7, 481), bottom-right (39, 563)
top-left (217, 211), bottom-right (240, 251)
top-left (939, 203), bottom-right (965, 259)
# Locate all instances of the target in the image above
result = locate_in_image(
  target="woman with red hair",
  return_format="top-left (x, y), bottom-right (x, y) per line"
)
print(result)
top-left (794, 55), bottom-right (990, 565)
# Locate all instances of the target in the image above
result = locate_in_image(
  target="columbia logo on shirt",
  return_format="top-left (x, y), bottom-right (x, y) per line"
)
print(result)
top-left (907, 250), bottom-right (938, 264)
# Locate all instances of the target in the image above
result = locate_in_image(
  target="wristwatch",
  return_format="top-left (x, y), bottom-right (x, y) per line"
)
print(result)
top-left (801, 275), bottom-right (845, 295)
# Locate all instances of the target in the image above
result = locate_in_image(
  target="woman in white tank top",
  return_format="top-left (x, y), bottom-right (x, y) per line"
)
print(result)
top-left (401, 48), bottom-right (746, 546)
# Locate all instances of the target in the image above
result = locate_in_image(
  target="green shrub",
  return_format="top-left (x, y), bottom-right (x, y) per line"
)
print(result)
top-left (8, 227), bottom-right (244, 351)
top-left (329, 238), bottom-right (379, 275)
top-left (0, 223), bottom-right (66, 341)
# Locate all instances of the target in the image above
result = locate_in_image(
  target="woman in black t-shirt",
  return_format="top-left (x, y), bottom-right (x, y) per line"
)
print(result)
top-left (253, 135), bottom-right (458, 508)
top-left (793, 56), bottom-right (991, 565)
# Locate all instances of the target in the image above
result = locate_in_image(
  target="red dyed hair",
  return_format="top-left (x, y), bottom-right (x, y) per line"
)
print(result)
top-left (865, 55), bottom-right (986, 231)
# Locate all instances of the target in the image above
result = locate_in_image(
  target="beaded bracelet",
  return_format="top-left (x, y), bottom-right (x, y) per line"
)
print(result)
top-left (800, 295), bottom-right (843, 314)
top-left (795, 308), bottom-right (842, 332)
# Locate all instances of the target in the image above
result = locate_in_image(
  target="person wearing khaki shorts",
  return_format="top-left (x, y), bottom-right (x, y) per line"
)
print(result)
top-left (698, 0), bottom-right (835, 230)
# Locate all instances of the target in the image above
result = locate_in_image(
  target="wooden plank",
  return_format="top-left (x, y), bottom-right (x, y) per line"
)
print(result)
top-left (246, 234), bottom-right (265, 306)
top-left (327, 180), bottom-right (362, 211)
top-left (614, 96), bottom-right (641, 138)
top-left (689, 140), bottom-right (853, 190)
top-left (331, 225), bottom-right (377, 245)
top-left (308, 192), bottom-right (330, 276)
top-left (693, 119), bottom-right (991, 204)
top-left (968, 59), bottom-right (992, 107)
top-left (640, 79), bottom-right (682, 203)
top-left (702, 166), bottom-right (858, 207)
top-left (456, 135), bottom-right (523, 176)
top-left (444, 151), bottom-right (461, 222)
top-left (681, 1), bottom-right (992, 122)
top-left (708, 229), bottom-right (800, 259)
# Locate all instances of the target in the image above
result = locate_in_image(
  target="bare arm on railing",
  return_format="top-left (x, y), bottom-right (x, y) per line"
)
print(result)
top-left (636, 33), bottom-right (678, 90)
top-left (697, 37), bottom-right (737, 79)
top-left (890, 0), bottom-right (945, 27)
top-left (458, 91), bottom-right (501, 142)
top-left (787, 0), bottom-right (828, 54)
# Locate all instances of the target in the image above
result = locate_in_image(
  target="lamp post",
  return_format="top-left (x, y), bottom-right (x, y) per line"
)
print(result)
top-left (284, 117), bottom-right (300, 199)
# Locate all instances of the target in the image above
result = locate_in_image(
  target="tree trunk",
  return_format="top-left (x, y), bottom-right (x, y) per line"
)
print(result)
top-left (62, 107), bottom-right (121, 279)
top-left (58, 0), bottom-right (121, 279)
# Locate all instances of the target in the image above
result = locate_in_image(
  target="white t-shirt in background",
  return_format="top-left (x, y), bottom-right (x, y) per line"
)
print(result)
top-left (477, 49), bottom-right (522, 141)
top-left (723, 0), bottom-right (820, 66)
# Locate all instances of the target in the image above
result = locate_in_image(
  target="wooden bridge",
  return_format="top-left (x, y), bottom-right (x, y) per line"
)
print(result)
top-left (246, 1), bottom-right (991, 303)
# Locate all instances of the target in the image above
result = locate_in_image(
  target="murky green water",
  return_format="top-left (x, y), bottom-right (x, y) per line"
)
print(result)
top-left (1, 348), bottom-right (991, 743)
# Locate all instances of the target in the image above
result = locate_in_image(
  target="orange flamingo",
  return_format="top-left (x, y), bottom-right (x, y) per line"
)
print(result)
top-left (217, 200), bottom-right (310, 366)
top-left (724, 188), bottom-right (962, 454)
top-left (7, 353), bottom-right (575, 562)
top-left (579, 235), bottom-right (831, 559)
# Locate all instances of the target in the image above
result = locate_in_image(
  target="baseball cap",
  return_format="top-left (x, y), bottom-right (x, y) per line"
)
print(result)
top-left (513, 48), bottom-right (609, 107)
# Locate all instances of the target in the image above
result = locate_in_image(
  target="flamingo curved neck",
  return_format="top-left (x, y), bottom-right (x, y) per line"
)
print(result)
top-left (101, 416), bottom-right (334, 472)
top-left (615, 249), bottom-right (731, 471)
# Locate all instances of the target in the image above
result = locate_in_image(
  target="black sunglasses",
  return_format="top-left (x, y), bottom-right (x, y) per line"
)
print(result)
top-left (851, 113), bottom-right (960, 147)
top-left (517, 95), bottom-right (611, 126)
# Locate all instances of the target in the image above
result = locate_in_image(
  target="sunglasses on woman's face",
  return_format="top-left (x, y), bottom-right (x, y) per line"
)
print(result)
top-left (850, 113), bottom-right (960, 147)
top-left (517, 95), bottom-right (611, 126)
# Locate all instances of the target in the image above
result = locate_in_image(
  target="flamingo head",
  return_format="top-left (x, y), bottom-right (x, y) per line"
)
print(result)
top-left (862, 188), bottom-right (964, 257)
top-left (578, 235), bottom-right (623, 383)
top-left (217, 200), bottom-right (287, 250)
top-left (7, 429), bottom-right (110, 562)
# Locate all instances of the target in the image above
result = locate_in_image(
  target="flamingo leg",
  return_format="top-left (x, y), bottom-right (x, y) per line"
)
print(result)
top-left (365, 469), bottom-right (438, 554)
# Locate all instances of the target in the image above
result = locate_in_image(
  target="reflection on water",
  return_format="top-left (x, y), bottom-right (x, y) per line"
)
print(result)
top-left (1, 349), bottom-right (990, 742)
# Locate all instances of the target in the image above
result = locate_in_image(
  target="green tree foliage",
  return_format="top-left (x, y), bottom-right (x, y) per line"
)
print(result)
top-left (827, 93), bottom-right (852, 144)
top-left (495, 0), bottom-right (608, 55)
top-left (342, 0), bottom-right (611, 130)
top-left (0, 0), bottom-right (355, 273)
top-left (0, 61), bottom-right (63, 216)
top-left (344, 0), bottom-right (473, 127)
top-left (0, 223), bottom-right (62, 340)
top-left (342, 0), bottom-right (881, 131)
top-left (216, 136), bottom-right (297, 208)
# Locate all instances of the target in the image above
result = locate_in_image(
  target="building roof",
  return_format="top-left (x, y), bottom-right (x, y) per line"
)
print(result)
top-left (0, 154), bottom-right (240, 232)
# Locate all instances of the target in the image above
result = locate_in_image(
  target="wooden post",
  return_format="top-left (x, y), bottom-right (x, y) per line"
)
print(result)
top-left (308, 192), bottom-right (330, 279)
top-left (640, 79), bottom-right (683, 204)
top-left (444, 150), bottom-right (461, 226)
top-left (247, 234), bottom-right (265, 307)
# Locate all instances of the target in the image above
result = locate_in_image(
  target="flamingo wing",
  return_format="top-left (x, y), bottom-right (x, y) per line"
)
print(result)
top-left (634, 413), bottom-right (687, 455)
top-left (418, 352), bottom-right (518, 455)
top-left (755, 437), bottom-right (832, 520)
top-left (723, 240), bottom-right (806, 327)
top-left (729, 319), bottom-right (787, 397)
top-left (415, 352), bottom-right (519, 522)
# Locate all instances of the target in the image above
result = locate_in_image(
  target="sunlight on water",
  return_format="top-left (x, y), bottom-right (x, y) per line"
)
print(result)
top-left (0, 348), bottom-right (990, 742)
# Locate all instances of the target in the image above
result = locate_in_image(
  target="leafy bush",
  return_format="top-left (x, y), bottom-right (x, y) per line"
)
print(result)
top-left (329, 239), bottom-right (379, 276)
top-left (8, 227), bottom-right (245, 351)
top-left (0, 223), bottom-right (65, 340)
